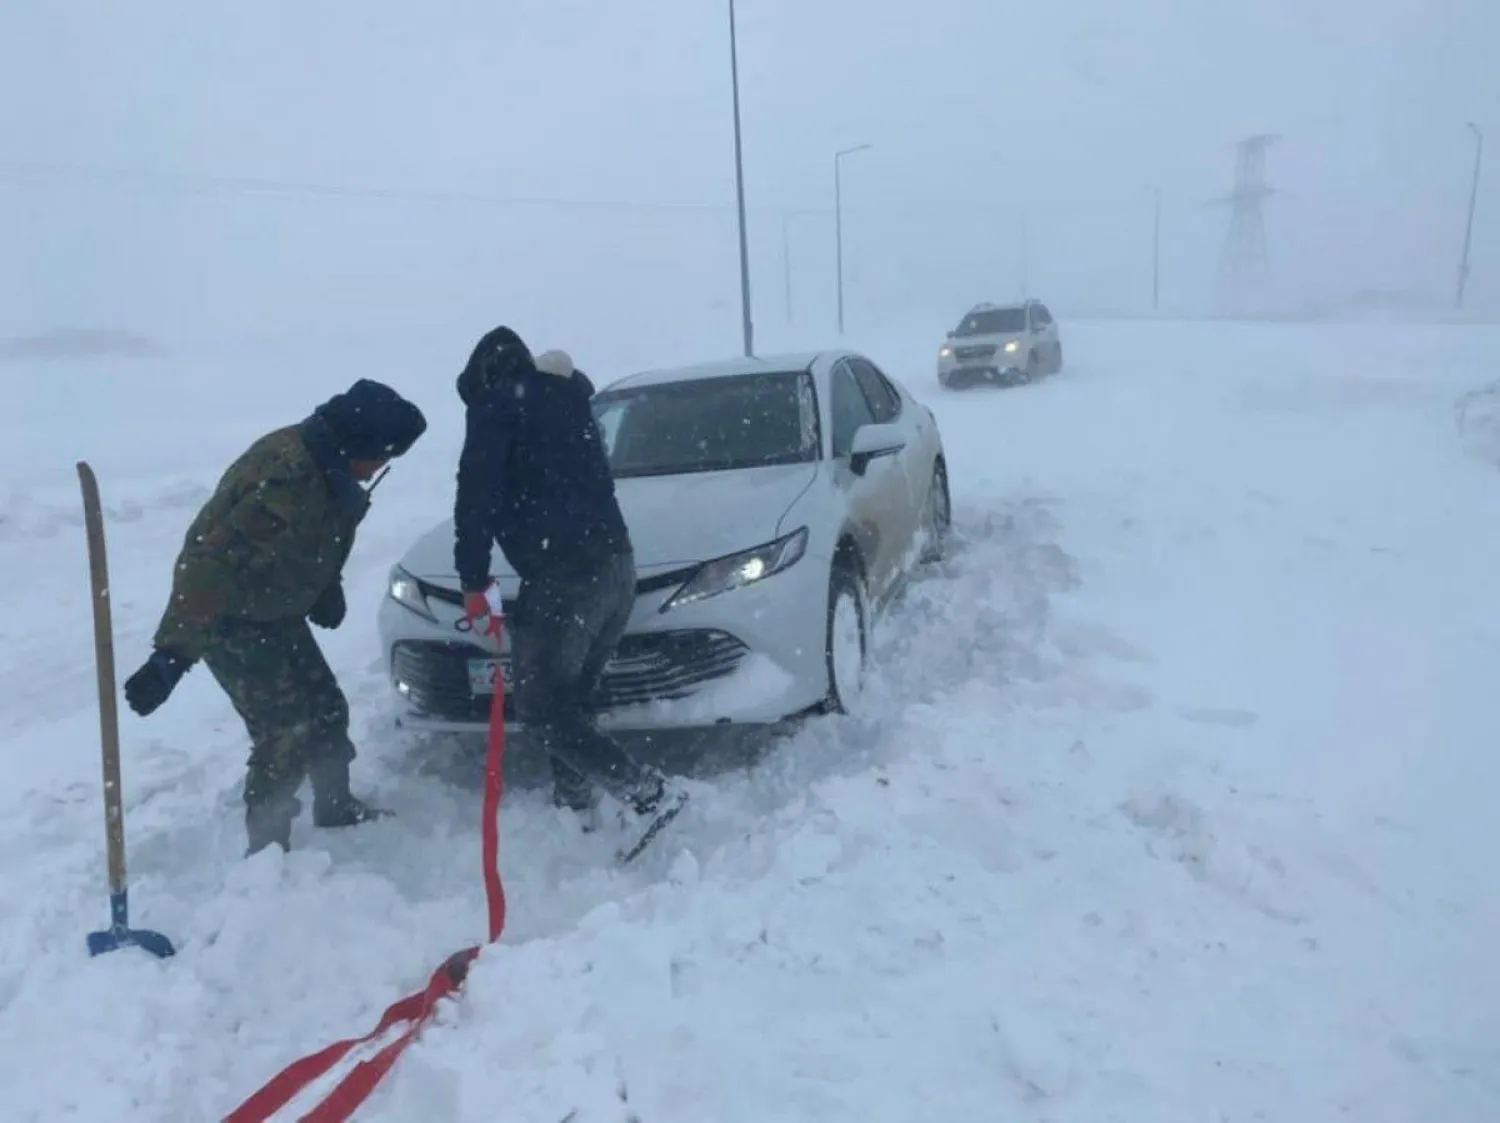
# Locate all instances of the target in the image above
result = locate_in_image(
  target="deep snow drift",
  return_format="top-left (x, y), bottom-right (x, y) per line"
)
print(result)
top-left (0, 319), bottom-right (1497, 1121)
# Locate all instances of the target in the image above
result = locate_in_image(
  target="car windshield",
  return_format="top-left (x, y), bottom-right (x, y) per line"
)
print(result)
top-left (954, 307), bottom-right (1027, 336)
top-left (592, 370), bottom-right (820, 479)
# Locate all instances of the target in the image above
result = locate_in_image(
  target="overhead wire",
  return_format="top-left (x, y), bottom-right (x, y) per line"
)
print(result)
top-left (0, 160), bottom-right (1082, 221)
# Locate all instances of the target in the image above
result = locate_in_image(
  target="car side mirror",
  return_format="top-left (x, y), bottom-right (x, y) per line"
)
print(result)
top-left (946, 330), bottom-right (956, 339)
top-left (848, 422), bottom-right (906, 476)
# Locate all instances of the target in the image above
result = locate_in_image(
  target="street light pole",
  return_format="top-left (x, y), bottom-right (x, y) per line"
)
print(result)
top-left (1151, 184), bottom-right (1161, 314)
top-left (1018, 209), bottom-right (1030, 299)
top-left (728, 0), bottom-right (754, 356)
top-left (783, 211), bottom-right (793, 324)
top-left (834, 143), bottom-right (871, 335)
top-left (1458, 122), bottom-right (1484, 311)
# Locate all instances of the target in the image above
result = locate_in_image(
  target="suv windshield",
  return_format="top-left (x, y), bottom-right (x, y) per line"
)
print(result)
top-left (592, 370), bottom-right (820, 479)
top-left (954, 307), bottom-right (1027, 336)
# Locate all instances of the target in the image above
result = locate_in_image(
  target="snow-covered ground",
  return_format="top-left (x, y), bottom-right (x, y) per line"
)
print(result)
top-left (1, 319), bottom-right (1498, 1121)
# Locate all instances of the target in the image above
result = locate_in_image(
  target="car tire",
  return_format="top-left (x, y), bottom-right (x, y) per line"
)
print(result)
top-left (1024, 352), bottom-right (1040, 382)
top-left (822, 558), bottom-right (868, 715)
top-left (919, 460), bottom-right (951, 564)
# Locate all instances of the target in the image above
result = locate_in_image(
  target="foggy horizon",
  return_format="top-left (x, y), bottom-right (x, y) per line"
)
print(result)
top-left (3, 0), bottom-right (1497, 356)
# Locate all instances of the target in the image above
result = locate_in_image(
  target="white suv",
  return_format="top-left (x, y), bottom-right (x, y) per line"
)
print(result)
top-left (936, 300), bottom-right (1063, 389)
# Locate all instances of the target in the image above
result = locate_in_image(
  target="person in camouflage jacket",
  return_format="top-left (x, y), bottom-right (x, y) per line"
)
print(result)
top-left (123, 378), bottom-right (427, 855)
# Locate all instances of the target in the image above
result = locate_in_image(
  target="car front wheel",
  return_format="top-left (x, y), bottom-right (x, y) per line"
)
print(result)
top-left (823, 560), bottom-right (868, 715)
top-left (919, 461), bottom-right (951, 563)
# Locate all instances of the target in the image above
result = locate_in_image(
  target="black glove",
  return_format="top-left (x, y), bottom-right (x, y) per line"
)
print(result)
top-left (123, 648), bottom-right (193, 716)
top-left (308, 581), bottom-right (347, 630)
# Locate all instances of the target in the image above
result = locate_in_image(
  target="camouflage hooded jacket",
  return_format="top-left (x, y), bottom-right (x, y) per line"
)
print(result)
top-left (152, 419), bottom-right (368, 662)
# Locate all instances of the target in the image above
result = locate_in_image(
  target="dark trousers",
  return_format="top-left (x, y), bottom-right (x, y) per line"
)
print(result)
top-left (201, 617), bottom-right (355, 812)
top-left (510, 551), bottom-right (661, 811)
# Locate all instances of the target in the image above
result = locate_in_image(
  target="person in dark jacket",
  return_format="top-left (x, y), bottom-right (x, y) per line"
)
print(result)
top-left (452, 325), bottom-right (686, 831)
top-left (123, 378), bottom-right (428, 855)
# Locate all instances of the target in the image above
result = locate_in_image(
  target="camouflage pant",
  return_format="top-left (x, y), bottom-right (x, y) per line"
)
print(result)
top-left (201, 617), bottom-right (355, 810)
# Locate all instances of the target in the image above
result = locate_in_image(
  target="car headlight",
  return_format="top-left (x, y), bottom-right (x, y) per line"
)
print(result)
top-left (662, 527), bottom-right (809, 612)
top-left (388, 565), bottom-right (436, 621)
top-left (938, 345), bottom-right (953, 358)
top-left (1004, 339), bottom-right (1020, 353)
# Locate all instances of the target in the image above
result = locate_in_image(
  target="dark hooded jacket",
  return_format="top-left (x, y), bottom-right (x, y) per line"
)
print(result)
top-left (452, 327), bottom-right (631, 590)
top-left (153, 379), bottom-right (426, 661)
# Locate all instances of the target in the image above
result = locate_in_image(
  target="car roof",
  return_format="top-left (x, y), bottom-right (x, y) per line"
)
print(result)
top-left (965, 300), bottom-right (1034, 314)
top-left (603, 350), bottom-right (837, 392)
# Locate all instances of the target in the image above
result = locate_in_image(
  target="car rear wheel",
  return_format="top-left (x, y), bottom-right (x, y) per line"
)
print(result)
top-left (823, 560), bottom-right (868, 715)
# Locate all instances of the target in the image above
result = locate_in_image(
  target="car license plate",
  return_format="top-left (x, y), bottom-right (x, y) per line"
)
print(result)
top-left (467, 658), bottom-right (513, 695)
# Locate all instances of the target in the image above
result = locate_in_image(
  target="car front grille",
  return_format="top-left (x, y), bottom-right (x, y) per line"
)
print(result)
top-left (391, 628), bottom-right (749, 723)
top-left (414, 563), bottom-right (702, 616)
top-left (954, 344), bottom-right (997, 362)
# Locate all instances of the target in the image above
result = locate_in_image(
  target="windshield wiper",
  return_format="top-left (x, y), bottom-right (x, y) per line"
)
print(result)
top-left (614, 456), bottom-right (802, 478)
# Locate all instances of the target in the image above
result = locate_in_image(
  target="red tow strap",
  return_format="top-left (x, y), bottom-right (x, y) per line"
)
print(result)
top-left (225, 621), bottom-right (509, 1123)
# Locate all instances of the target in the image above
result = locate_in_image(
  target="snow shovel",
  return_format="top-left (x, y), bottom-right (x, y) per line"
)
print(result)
top-left (77, 461), bottom-right (175, 960)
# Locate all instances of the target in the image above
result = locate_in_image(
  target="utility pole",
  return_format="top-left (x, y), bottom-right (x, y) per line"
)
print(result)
top-left (1210, 133), bottom-right (1279, 314)
top-left (727, 0), bottom-right (754, 356)
top-left (1458, 122), bottom-right (1484, 310)
top-left (834, 143), bottom-right (872, 334)
top-left (783, 211), bottom-right (793, 324)
top-left (1151, 184), bottom-right (1161, 313)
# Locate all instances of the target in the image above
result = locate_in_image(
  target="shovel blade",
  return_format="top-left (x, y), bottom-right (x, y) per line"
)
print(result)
top-left (87, 889), bottom-right (175, 959)
top-left (87, 925), bottom-right (176, 959)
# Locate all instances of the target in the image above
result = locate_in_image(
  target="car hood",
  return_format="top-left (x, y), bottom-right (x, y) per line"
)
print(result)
top-left (398, 461), bottom-right (819, 581)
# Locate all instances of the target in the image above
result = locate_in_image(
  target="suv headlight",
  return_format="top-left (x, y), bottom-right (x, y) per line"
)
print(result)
top-left (662, 527), bottom-right (809, 612)
top-left (388, 565), bottom-right (436, 621)
top-left (1003, 339), bottom-right (1020, 353)
top-left (938, 344), bottom-right (953, 358)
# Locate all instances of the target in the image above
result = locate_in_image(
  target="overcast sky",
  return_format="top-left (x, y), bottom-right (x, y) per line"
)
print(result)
top-left (1, 0), bottom-right (1496, 354)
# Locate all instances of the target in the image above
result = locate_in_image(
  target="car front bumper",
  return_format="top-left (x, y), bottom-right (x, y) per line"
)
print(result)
top-left (376, 557), bottom-right (831, 734)
top-left (939, 353), bottom-right (1029, 381)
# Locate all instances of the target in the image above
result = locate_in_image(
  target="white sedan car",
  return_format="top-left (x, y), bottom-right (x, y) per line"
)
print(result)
top-left (376, 349), bottom-right (951, 734)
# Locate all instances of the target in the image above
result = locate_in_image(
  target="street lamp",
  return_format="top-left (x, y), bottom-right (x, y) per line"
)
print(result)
top-left (1458, 122), bottom-right (1484, 310)
top-left (834, 143), bottom-right (872, 334)
top-left (728, 0), bottom-right (754, 356)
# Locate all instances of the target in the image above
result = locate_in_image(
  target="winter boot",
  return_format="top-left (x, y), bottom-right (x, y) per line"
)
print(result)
top-left (308, 757), bottom-right (392, 829)
top-left (246, 795), bottom-right (302, 857)
top-left (551, 756), bottom-right (601, 832)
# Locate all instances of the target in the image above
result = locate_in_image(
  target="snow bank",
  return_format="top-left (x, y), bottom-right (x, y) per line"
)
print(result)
top-left (0, 320), bottom-right (1497, 1121)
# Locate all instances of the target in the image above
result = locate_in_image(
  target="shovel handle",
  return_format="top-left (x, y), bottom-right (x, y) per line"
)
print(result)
top-left (77, 462), bottom-right (126, 897)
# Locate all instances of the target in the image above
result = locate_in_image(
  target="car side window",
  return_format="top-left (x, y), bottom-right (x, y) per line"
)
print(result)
top-left (830, 361), bottom-right (876, 459)
top-left (1032, 304), bottom-right (1053, 330)
top-left (848, 358), bottom-right (902, 424)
